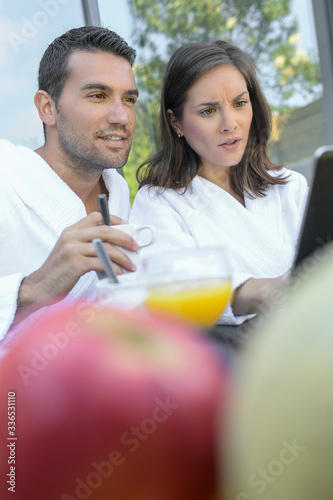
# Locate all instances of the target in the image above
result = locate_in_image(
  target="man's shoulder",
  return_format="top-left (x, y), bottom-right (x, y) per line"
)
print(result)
top-left (0, 139), bottom-right (19, 156)
top-left (0, 140), bottom-right (20, 176)
top-left (0, 139), bottom-right (27, 153)
top-left (0, 140), bottom-right (35, 172)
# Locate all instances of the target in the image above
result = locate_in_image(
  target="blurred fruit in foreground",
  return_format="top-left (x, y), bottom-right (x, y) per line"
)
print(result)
top-left (222, 246), bottom-right (333, 500)
top-left (0, 301), bottom-right (229, 500)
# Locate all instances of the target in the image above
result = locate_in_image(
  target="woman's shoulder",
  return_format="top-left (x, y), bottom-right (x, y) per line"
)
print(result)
top-left (267, 167), bottom-right (309, 211)
top-left (268, 166), bottom-right (308, 190)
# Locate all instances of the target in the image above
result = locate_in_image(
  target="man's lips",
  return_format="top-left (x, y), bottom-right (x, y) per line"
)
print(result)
top-left (99, 134), bottom-right (127, 141)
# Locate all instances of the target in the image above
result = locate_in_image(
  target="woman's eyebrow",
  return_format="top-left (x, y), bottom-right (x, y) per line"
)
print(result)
top-left (195, 90), bottom-right (249, 108)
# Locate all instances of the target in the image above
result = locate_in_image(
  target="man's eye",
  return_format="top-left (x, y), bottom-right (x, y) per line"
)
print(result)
top-left (124, 97), bottom-right (136, 104)
top-left (89, 93), bottom-right (105, 99)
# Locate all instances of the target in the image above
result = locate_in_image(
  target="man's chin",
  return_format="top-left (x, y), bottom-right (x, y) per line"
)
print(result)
top-left (89, 152), bottom-right (130, 171)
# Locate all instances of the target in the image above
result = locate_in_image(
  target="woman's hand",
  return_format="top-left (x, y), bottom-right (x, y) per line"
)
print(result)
top-left (231, 271), bottom-right (291, 316)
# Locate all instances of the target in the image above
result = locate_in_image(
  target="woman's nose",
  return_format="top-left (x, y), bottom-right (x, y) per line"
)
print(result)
top-left (220, 109), bottom-right (237, 132)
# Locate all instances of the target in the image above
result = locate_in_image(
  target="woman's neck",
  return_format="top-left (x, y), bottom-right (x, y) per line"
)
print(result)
top-left (198, 167), bottom-right (245, 206)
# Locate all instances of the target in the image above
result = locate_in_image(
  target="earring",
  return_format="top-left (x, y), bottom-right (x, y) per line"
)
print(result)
top-left (177, 133), bottom-right (182, 138)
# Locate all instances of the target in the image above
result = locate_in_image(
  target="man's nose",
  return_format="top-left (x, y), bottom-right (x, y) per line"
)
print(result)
top-left (106, 101), bottom-right (129, 126)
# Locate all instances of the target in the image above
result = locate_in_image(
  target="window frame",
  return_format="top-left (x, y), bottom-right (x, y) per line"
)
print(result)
top-left (81, 0), bottom-right (101, 26)
top-left (311, 0), bottom-right (333, 144)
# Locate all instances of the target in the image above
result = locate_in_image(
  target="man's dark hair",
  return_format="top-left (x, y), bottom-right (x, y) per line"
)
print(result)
top-left (38, 26), bottom-right (136, 107)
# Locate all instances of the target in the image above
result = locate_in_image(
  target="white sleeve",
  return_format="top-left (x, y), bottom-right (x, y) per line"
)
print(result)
top-left (129, 186), bottom-right (197, 257)
top-left (0, 178), bottom-right (24, 341)
top-left (0, 274), bottom-right (23, 342)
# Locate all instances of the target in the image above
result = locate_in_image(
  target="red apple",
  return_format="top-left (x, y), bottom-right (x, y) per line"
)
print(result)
top-left (0, 300), bottom-right (229, 500)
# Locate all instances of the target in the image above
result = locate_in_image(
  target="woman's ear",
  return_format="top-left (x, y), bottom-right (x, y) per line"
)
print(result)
top-left (34, 90), bottom-right (57, 128)
top-left (167, 109), bottom-right (182, 136)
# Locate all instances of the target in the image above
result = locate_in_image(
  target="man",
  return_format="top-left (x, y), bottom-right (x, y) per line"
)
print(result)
top-left (0, 26), bottom-right (140, 340)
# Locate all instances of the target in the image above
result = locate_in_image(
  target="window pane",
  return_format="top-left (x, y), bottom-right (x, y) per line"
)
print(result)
top-left (0, 0), bottom-right (85, 148)
top-left (268, 0), bottom-right (323, 181)
top-left (98, 0), bottom-right (325, 200)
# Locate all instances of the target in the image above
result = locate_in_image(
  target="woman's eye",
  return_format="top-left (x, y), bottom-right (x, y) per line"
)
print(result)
top-left (235, 100), bottom-right (247, 108)
top-left (201, 107), bottom-right (215, 116)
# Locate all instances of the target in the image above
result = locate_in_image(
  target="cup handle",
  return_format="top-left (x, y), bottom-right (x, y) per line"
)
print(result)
top-left (135, 225), bottom-right (157, 247)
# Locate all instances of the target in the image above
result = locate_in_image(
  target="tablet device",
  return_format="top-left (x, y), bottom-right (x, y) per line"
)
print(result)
top-left (293, 146), bottom-right (333, 268)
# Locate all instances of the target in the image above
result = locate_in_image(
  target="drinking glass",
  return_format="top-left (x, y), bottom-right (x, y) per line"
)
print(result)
top-left (95, 272), bottom-right (148, 310)
top-left (142, 246), bottom-right (231, 328)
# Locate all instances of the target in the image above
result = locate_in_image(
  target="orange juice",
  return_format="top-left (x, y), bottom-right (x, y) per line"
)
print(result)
top-left (144, 278), bottom-right (232, 327)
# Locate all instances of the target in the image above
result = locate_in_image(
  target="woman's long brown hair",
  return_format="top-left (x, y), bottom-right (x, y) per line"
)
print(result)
top-left (137, 40), bottom-right (287, 198)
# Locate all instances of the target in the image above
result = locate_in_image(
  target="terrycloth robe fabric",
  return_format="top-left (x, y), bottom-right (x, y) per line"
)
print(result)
top-left (129, 170), bottom-right (308, 325)
top-left (0, 139), bottom-right (131, 341)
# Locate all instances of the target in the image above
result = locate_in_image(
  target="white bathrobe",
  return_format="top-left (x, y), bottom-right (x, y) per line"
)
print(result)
top-left (130, 171), bottom-right (308, 325)
top-left (0, 140), bottom-right (131, 340)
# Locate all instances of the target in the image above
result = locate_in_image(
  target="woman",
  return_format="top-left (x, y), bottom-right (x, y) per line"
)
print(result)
top-left (130, 41), bottom-right (308, 325)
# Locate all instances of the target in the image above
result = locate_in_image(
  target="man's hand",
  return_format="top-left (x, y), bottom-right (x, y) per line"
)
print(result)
top-left (17, 212), bottom-right (139, 313)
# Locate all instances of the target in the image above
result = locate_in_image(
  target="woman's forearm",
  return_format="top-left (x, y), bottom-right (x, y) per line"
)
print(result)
top-left (231, 274), bottom-right (290, 316)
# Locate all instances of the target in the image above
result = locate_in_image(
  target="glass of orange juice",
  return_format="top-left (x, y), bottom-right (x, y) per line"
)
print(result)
top-left (142, 247), bottom-right (231, 328)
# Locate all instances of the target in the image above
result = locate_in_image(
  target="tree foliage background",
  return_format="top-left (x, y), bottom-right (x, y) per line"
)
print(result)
top-left (123, 0), bottom-right (321, 202)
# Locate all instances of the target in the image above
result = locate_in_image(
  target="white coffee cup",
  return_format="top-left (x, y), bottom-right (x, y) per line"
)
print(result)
top-left (112, 224), bottom-right (157, 272)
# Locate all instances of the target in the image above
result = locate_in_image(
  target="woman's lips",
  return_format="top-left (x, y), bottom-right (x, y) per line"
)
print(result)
top-left (219, 138), bottom-right (241, 149)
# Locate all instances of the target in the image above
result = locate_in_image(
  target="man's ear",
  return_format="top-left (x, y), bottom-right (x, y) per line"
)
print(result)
top-left (167, 109), bottom-right (182, 136)
top-left (34, 90), bottom-right (57, 127)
